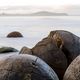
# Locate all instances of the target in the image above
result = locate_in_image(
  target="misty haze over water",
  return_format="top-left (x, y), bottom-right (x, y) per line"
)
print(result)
top-left (0, 5), bottom-right (80, 16)
top-left (0, 16), bottom-right (80, 50)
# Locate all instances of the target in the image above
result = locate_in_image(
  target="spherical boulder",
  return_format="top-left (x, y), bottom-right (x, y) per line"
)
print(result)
top-left (0, 47), bottom-right (18, 53)
top-left (63, 55), bottom-right (80, 80)
top-left (0, 54), bottom-right (59, 80)
top-left (7, 31), bottom-right (23, 38)
top-left (48, 30), bottom-right (80, 64)
top-left (32, 37), bottom-right (68, 80)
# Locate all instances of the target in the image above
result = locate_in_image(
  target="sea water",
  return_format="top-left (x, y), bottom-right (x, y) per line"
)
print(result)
top-left (0, 16), bottom-right (80, 50)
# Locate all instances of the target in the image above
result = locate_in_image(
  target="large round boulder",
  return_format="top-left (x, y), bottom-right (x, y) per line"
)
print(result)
top-left (7, 31), bottom-right (23, 38)
top-left (63, 55), bottom-right (80, 80)
top-left (0, 54), bottom-right (59, 80)
top-left (32, 37), bottom-right (68, 80)
top-left (48, 30), bottom-right (80, 64)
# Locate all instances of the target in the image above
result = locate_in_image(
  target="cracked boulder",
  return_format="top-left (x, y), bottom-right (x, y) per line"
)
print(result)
top-left (0, 54), bottom-right (59, 80)
top-left (63, 55), bottom-right (80, 80)
top-left (48, 30), bottom-right (80, 64)
top-left (32, 37), bottom-right (68, 80)
top-left (7, 31), bottom-right (23, 38)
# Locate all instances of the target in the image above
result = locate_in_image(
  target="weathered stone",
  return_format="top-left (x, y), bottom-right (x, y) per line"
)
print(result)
top-left (63, 55), bottom-right (80, 80)
top-left (7, 31), bottom-right (23, 38)
top-left (0, 47), bottom-right (18, 53)
top-left (19, 46), bottom-right (32, 54)
top-left (32, 37), bottom-right (68, 80)
top-left (19, 30), bottom-right (80, 80)
top-left (0, 54), bottom-right (59, 80)
top-left (48, 30), bottom-right (80, 64)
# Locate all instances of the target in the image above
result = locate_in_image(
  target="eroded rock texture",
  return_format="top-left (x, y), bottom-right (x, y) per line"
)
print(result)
top-left (20, 30), bottom-right (80, 80)
top-left (48, 30), bottom-right (80, 64)
top-left (32, 37), bottom-right (68, 80)
top-left (63, 55), bottom-right (80, 80)
top-left (0, 54), bottom-right (59, 80)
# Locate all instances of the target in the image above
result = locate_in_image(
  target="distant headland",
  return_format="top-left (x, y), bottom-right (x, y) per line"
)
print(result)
top-left (0, 11), bottom-right (68, 16)
top-left (27, 11), bottom-right (68, 16)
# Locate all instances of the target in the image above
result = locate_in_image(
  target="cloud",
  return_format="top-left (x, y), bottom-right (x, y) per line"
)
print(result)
top-left (62, 5), bottom-right (80, 15)
top-left (0, 0), bottom-right (80, 6)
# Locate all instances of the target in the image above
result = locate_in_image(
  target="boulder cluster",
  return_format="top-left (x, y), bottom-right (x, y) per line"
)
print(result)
top-left (20, 30), bottom-right (80, 80)
top-left (0, 30), bottom-right (80, 80)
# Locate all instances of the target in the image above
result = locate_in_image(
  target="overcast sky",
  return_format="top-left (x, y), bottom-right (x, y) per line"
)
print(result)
top-left (0, 0), bottom-right (80, 15)
top-left (0, 0), bottom-right (80, 7)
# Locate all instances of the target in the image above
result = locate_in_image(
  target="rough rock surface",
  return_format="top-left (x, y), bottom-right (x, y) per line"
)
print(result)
top-left (0, 54), bottom-right (59, 80)
top-left (19, 46), bottom-right (32, 54)
top-left (48, 30), bottom-right (80, 64)
top-left (7, 31), bottom-right (23, 38)
top-left (19, 30), bottom-right (80, 80)
top-left (0, 47), bottom-right (18, 53)
top-left (32, 37), bottom-right (68, 80)
top-left (63, 55), bottom-right (80, 80)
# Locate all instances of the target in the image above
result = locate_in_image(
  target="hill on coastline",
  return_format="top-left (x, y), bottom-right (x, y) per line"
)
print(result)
top-left (27, 11), bottom-right (68, 16)
top-left (0, 11), bottom-right (68, 16)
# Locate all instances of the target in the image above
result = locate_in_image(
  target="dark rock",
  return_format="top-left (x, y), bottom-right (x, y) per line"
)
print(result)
top-left (32, 37), bottom-right (68, 80)
top-left (7, 31), bottom-right (23, 38)
top-left (48, 30), bottom-right (80, 64)
top-left (19, 46), bottom-right (32, 54)
top-left (0, 54), bottom-right (59, 80)
top-left (0, 47), bottom-right (18, 53)
top-left (19, 30), bottom-right (80, 80)
top-left (63, 55), bottom-right (80, 80)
